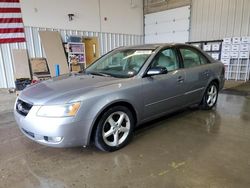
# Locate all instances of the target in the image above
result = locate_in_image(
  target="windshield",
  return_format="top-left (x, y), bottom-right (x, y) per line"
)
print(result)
top-left (86, 49), bottom-right (153, 78)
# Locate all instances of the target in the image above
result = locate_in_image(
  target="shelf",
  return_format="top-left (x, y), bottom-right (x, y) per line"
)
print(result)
top-left (64, 42), bottom-right (86, 72)
top-left (68, 52), bottom-right (84, 55)
top-left (70, 62), bottom-right (85, 64)
top-left (203, 50), bottom-right (221, 52)
top-left (188, 38), bottom-right (250, 81)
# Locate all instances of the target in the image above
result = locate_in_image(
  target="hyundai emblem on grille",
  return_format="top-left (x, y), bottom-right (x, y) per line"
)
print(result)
top-left (17, 103), bottom-right (23, 112)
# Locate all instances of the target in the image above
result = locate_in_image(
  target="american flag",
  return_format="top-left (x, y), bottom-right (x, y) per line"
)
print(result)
top-left (0, 0), bottom-right (25, 43)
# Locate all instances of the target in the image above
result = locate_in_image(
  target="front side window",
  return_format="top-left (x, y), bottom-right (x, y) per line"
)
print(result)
top-left (86, 49), bottom-right (153, 78)
top-left (151, 48), bottom-right (179, 71)
top-left (180, 48), bottom-right (208, 68)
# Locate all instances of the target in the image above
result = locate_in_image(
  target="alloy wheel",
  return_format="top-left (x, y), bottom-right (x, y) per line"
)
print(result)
top-left (206, 85), bottom-right (217, 107)
top-left (102, 111), bottom-right (131, 147)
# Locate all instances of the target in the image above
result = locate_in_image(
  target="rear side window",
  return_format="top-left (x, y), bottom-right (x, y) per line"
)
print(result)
top-left (180, 48), bottom-right (208, 68)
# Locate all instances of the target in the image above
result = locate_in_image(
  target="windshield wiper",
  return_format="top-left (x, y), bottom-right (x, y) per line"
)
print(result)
top-left (88, 71), bottom-right (111, 77)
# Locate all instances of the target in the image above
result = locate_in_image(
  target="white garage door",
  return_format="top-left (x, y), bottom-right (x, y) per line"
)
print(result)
top-left (145, 6), bottom-right (190, 44)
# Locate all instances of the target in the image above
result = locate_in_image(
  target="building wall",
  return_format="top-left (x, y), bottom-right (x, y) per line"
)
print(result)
top-left (0, 27), bottom-right (143, 88)
top-left (0, 0), bottom-right (144, 88)
top-left (100, 0), bottom-right (143, 35)
top-left (144, 0), bottom-right (250, 41)
top-left (190, 0), bottom-right (250, 41)
top-left (20, 0), bottom-right (143, 35)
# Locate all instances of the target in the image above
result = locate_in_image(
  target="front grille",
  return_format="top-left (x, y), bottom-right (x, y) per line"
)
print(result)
top-left (16, 99), bottom-right (33, 116)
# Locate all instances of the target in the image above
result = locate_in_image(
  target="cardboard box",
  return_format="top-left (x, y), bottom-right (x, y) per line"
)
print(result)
top-left (33, 73), bottom-right (51, 81)
top-left (203, 44), bottom-right (211, 51)
top-left (230, 52), bottom-right (239, 59)
top-left (230, 58), bottom-right (239, 66)
top-left (241, 36), bottom-right (250, 44)
top-left (221, 52), bottom-right (230, 59)
top-left (206, 52), bottom-right (212, 56)
top-left (238, 73), bottom-right (247, 80)
top-left (231, 65), bottom-right (238, 71)
top-left (71, 64), bottom-right (81, 72)
top-left (220, 58), bottom-right (230, 65)
top-left (222, 44), bottom-right (231, 52)
top-left (223, 38), bottom-right (231, 44)
top-left (212, 43), bottom-right (220, 51)
top-left (240, 44), bottom-right (249, 51)
top-left (231, 45), bottom-right (240, 52)
top-left (211, 53), bottom-right (220, 60)
top-left (239, 66), bottom-right (247, 72)
top-left (30, 58), bottom-right (49, 73)
top-left (232, 37), bottom-right (241, 44)
top-left (239, 51), bottom-right (249, 59)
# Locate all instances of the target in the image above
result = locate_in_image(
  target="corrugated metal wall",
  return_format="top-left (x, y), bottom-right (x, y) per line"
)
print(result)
top-left (190, 0), bottom-right (250, 41)
top-left (0, 27), bottom-right (143, 88)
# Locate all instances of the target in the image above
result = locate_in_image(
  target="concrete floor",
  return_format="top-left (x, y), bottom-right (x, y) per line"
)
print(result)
top-left (0, 83), bottom-right (250, 188)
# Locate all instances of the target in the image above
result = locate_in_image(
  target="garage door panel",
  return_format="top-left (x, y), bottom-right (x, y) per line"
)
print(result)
top-left (145, 34), bottom-right (163, 44)
top-left (145, 6), bottom-right (190, 25)
top-left (154, 19), bottom-right (189, 28)
top-left (145, 23), bottom-right (172, 35)
top-left (145, 32), bottom-right (189, 44)
top-left (169, 19), bottom-right (189, 31)
top-left (145, 6), bottom-right (190, 44)
top-left (172, 31), bottom-right (189, 42)
top-left (145, 19), bottom-right (189, 35)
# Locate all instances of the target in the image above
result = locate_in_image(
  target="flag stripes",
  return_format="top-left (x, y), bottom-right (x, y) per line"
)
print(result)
top-left (0, 0), bottom-right (25, 43)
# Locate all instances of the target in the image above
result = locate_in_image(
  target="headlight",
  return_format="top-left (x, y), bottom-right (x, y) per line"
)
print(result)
top-left (37, 102), bottom-right (81, 117)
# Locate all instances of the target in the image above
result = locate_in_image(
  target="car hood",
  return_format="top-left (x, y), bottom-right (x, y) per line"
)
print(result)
top-left (19, 74), bottom-right (122, 105)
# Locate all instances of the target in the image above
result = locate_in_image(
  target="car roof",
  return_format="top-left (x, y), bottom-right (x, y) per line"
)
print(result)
top-left (118, 43), bottom-right (193, 50)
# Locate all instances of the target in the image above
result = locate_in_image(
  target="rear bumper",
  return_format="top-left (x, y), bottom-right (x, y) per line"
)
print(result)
top-left (14, 105), bottom-right (93, 148)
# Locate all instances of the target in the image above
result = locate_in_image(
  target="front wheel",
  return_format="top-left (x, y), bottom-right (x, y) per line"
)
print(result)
top-left (94, 106), bottom-right (134, 152)
top-left (200, 82), bottom-right (218, 110)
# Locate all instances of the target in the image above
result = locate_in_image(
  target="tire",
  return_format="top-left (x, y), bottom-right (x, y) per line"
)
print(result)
top-left (200, 82), bottom-right (218, 110)
top-left (94, 106), bottom-right (135, 152)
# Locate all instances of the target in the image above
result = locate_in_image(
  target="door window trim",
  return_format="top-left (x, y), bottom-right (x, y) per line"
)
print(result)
top-left (143, 47), bottom-right (181, 77)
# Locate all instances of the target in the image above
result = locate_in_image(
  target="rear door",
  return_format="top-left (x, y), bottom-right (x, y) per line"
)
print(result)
top-left (178, 46), bottom-right (211, 104)
top-left (142, 47), bottom-right (186, 120)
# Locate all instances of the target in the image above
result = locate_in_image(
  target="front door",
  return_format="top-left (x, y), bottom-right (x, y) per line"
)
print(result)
top-left (142, 48), bottom-right (186, 120)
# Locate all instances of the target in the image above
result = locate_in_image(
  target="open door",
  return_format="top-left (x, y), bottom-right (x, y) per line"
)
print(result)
top-left (83, 37), bottom-right (100, 66)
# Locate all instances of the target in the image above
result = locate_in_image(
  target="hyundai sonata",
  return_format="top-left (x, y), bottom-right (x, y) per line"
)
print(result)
top-left (14, 44), bottom-right (225, 151)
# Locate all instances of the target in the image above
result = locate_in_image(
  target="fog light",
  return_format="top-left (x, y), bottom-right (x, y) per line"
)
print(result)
top-left (44, 136), bottom-right (63, 143)
top-left (51, 136), bottom-right (62, 142)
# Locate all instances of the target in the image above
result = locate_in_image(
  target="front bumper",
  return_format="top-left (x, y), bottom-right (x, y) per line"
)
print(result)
top-left (14, 104), bottom-right (92, 148)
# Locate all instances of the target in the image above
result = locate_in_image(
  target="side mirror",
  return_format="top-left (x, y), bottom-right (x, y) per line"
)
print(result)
top-left (147, 67), bottom-right (168, 76)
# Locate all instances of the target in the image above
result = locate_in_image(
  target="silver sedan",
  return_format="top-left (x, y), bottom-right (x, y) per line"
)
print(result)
top-left (14, 44), bottom-right (225, 151)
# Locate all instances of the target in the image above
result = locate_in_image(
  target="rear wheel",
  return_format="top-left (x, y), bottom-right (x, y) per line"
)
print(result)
top-left (200, 82), bottom-right (218, 110)
top-left (94, 106), bottom-right (134, 152)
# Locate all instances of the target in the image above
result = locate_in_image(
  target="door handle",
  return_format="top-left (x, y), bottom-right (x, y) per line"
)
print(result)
top-left (177, 76), bottom-right (184, 83)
